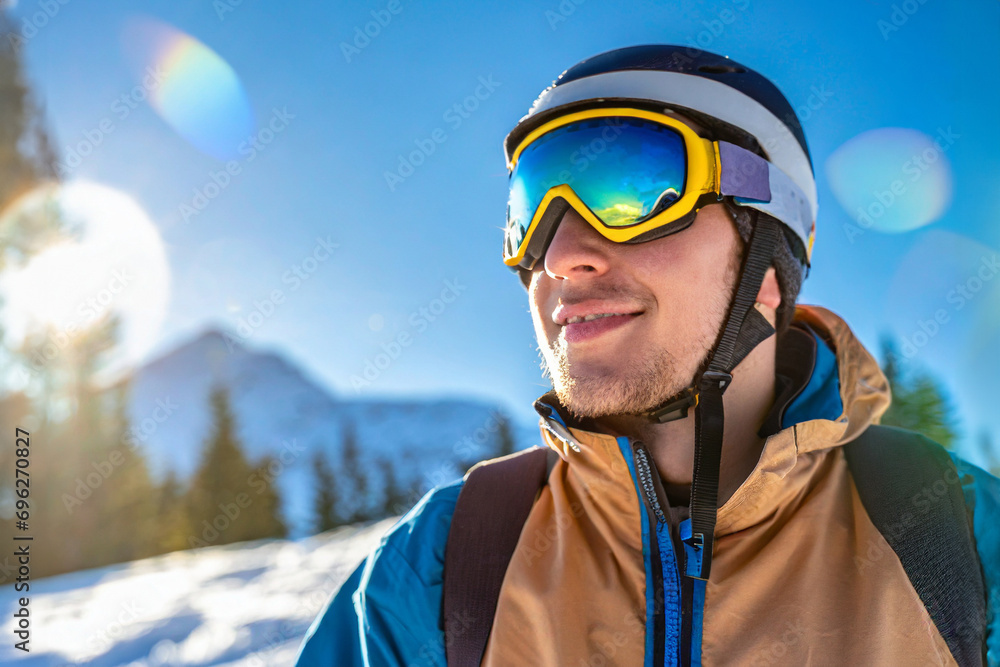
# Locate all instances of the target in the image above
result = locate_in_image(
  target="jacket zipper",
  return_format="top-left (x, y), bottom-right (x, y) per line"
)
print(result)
top-left (633, 441), bottom-right (692, 667)
top-left (634, 445), bottom-right (668, 524)
top-left (632, 442), bottom-right (668, 667)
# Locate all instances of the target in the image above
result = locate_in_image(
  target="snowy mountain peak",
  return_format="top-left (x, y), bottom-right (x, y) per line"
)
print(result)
top-left (124, 328), bottom-right (528, 537)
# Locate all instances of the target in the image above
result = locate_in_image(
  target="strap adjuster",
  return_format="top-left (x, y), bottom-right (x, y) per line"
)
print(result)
top-left (680, 519), bottom-right (709, 580)
top-left (646, 386), bottom-right (698, 423)
top-left (701, 370), bottom-right (733, 394)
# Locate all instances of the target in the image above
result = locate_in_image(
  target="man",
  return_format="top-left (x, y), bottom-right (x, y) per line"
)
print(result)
top-left (297, 45), bottom-right (999, 666)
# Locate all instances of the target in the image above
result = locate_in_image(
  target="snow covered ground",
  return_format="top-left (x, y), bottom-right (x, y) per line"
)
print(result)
top-left (0, 518), bottom-right (396, 666)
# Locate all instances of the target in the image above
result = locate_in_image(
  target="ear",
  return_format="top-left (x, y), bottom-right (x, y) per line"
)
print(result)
top-left (756, 266), bottom-right (781, 312)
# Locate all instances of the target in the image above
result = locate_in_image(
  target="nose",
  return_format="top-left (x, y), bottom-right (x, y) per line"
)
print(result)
top-left (543, 208), bottom-right (612, 280)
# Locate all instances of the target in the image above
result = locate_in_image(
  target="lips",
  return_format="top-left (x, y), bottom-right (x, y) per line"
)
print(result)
top-left (562, 313), bottom-right (641, 342)
top-left (553, 302), bottom-right (644, 343)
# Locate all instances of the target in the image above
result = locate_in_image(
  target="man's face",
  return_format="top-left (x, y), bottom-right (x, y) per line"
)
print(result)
top-left (528, 202), bottom-right (742, 418)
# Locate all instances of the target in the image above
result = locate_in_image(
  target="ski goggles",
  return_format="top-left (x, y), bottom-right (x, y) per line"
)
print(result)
top-left (504, 107), bottom-right (814, 270)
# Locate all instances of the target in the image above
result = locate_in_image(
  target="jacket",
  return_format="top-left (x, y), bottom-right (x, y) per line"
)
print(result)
top-left (296, 305), bottom-right (1000, 666)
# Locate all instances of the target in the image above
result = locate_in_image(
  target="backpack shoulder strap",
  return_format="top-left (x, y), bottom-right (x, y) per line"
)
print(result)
top-left (442, 446), bottom-right (557, 667)
top-left (844, 424), bottom-right (986, 666)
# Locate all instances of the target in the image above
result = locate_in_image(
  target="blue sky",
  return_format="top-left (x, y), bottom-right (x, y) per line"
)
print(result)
top-left (8, 0), bottom-right (1000, 462)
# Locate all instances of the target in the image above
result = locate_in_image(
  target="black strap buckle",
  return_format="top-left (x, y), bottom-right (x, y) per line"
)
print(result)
top-left (646, 386), bottom-right (699, 423)
top-left (701, 370), bottom-right (733, 395)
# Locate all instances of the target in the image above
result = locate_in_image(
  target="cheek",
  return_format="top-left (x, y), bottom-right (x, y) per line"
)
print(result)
top-left (528, 276), bottom-right (554, 340)
top-left (629, 244), bottom-right (693, 304)
top-left (648, 240), bottom-right (729, 291)
top-left (630, 244), bottom-right (726, 329)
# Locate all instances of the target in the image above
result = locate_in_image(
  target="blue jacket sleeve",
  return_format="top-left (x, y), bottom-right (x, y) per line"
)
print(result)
top-left (951, 454), bottom-right (1000, 667)
top-left (294, 479), bottom-right (464, 667)
top-left (295, 561), bottom-right (366, 665)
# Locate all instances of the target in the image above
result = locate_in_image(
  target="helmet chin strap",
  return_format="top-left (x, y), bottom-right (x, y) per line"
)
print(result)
top-left (639, 214), bottom-right (781, 580)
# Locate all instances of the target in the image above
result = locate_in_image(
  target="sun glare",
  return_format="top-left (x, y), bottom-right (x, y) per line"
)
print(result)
top-left (0, 181), bottom-right (171, 374)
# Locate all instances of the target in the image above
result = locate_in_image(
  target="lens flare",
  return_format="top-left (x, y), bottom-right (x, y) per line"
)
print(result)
top-left (885, 230), bottom-right (998, 361)
top-left (123, 16), bottom-right (255, 160)
top-left (0, 181), bottom-right (171, 375)
top-left (825, 127), bottom-right (953, 233)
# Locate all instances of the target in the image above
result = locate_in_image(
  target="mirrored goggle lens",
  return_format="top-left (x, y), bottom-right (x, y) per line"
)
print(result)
top-left (505, 116), bottom-right (688, 259)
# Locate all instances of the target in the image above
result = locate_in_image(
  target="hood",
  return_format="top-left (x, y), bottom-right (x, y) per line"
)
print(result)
top-left (784, 304), bottom-right (891, 450)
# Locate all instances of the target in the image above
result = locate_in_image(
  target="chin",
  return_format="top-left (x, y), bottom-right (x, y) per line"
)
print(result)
top-left (541, 333), bottom-right (700, 418)
top-left (552, 362), bottom-right (688, 420)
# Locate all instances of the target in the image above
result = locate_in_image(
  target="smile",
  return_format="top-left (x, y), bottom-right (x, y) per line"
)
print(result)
top-left (564, 312), bottom-right (633, 324)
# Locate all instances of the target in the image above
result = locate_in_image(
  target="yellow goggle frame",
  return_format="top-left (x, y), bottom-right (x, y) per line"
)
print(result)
top-left (504, 107), bottom-right (723, 268)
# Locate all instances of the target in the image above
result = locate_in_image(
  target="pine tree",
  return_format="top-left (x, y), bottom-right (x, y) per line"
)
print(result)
top-left (97, 383), bottom-right (158, 564)
top-left (311, 450), bottom-right (341, 533)
top-left (186, 386), bottom-right (258, 547)
top-left (879, 336), bottom-right (959, 449)
top-left (340, 421), bottom-right (370, 522)
top-left (246, 454), bottom-right (287, 540)
top-left (378, 457), bottom-right (406, 517)
top-left (0, 12), bottom-right (57, 214)
top-left (0, 15), bottom-right (103, 579)
top-left (37, 319), bottom-right (122, 575)
top-left (155, 470), bottom-right (191, 554)
top-left (0, 392), bottom-right (29, 492)
top-left (0, 9), bottom-right (59, 382)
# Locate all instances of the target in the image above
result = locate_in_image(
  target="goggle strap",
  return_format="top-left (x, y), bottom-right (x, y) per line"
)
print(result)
top-left (734, 168), bottom-right (813, 256)
top-left (718, 141), bottom-right (772, 201)
top-left (718, 141), bottom-right (813, 255)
